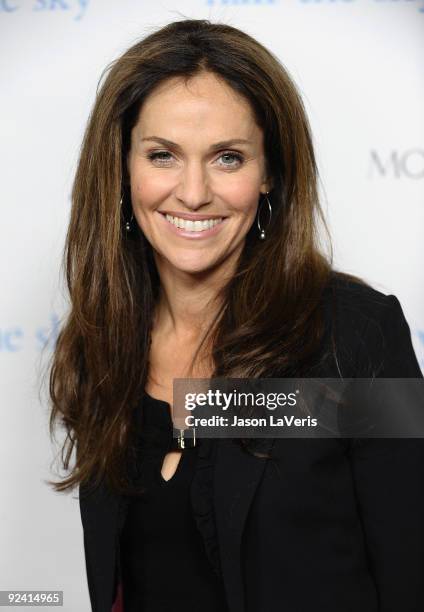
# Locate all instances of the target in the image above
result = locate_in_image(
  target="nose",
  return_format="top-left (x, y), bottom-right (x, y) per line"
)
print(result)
top-left (174, 161), bottom-right (212, 209)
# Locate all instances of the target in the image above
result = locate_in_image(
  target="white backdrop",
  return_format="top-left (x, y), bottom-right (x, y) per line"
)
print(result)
top-left (1, 1), bottom-right (423, 610)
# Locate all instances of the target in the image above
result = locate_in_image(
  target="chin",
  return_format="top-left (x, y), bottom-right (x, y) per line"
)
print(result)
top-left (168, 256), bottom-right (221, 276)
top-left (174, 264), bottom-right (215, 276)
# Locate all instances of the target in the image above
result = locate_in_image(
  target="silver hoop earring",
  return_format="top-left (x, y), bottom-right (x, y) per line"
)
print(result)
top-left (257, 192), bottom-right (272, 240)
top-left (120, 196), bottom-right (134, 232)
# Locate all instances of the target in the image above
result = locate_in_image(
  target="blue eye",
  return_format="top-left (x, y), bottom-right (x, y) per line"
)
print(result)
top-left (218, 152), bottom-right (244, 167)
top-left (148, 151), bottom-right (172, 163)
top-left (146, 150), bottom-right (244, 168)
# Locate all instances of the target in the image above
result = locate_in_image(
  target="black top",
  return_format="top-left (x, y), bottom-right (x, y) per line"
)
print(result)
top-left (119, 391), bottom-right (228, 612)
top-left (79, 276), bottom-right (424, 612)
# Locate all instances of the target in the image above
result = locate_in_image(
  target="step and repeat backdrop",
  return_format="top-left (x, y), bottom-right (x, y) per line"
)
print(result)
top-left (1, 1), bottom-right (423, 610)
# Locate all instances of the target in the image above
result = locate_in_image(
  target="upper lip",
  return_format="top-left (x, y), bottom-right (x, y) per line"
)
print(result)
top-left (158, 211), bottom-right (226, 221)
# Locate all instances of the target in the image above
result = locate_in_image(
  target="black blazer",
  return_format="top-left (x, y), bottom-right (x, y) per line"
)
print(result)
top-left (79, 276), bottom-right (424, 612)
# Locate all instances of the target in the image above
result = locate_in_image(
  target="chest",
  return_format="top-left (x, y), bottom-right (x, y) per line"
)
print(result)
top-left (144, 335), bottom-right (214, 480)
top-left (145, 334), bottom-right (214, 409)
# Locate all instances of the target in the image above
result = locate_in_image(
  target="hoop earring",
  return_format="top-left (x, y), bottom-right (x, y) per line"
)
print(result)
top-left (120, 196), bottom-right (134, 232)
top-left (257, 192), bottom-right (272, 240)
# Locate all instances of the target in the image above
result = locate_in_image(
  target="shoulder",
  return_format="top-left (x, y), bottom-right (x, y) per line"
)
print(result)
top-left (324, 271), bottom-right (395, 318)
top-left (319, 271), bottom-right (421, 377)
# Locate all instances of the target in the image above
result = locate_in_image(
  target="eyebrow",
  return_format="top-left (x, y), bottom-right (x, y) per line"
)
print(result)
top-left (140, 136), bottom-right (253, 151)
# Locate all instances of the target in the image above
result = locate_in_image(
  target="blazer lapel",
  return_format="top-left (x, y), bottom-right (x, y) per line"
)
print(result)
top-left (213, 438), bottom-right (275, 612)
top-left (80, 440), bottom-right (274, 612)
top-left (79, 477), bottom-right (127, 612)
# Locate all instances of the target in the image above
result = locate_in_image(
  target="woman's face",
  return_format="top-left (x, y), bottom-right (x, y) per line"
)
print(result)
top-left (127, 71), bottom-right (271, 277)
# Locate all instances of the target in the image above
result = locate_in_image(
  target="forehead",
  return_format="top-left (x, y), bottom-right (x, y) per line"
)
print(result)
top-left (133, 72), bottom-right (261, 141)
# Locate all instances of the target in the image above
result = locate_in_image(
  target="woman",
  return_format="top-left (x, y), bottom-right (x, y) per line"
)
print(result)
top-left (48, 19), bottom-right (424, 612)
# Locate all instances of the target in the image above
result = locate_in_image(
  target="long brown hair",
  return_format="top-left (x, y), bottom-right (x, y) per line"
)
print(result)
top-left (47, 18), bottom-right (358, 495)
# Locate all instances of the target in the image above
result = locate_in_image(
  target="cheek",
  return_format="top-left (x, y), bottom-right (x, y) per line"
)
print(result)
top-left (224, 183), bottom-right (260, 217)
top-left (130, 169), bottom-right (168, 208)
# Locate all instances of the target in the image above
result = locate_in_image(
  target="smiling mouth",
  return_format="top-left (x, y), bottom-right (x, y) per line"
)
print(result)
top-left (162, 213), bottom-right (225, 233)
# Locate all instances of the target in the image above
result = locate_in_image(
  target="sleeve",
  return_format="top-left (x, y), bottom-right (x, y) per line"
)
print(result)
top-left (348, 295), bottom-right (424, 611)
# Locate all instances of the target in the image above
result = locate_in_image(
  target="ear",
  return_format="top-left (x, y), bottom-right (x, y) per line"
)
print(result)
top-left (260, 176), bottom-right (273, 194)
top-left (123, 152), bottom-right (131, 186)
top-left (259, 159), bottom-right (273, 193)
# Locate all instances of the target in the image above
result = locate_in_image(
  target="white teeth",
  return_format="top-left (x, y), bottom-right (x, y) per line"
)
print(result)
top-left (165, 214), bottom-right (223, 232)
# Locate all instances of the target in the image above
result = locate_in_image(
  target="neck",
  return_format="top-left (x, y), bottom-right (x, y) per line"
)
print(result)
top-left (152, 250), bottom-right (240, 342)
